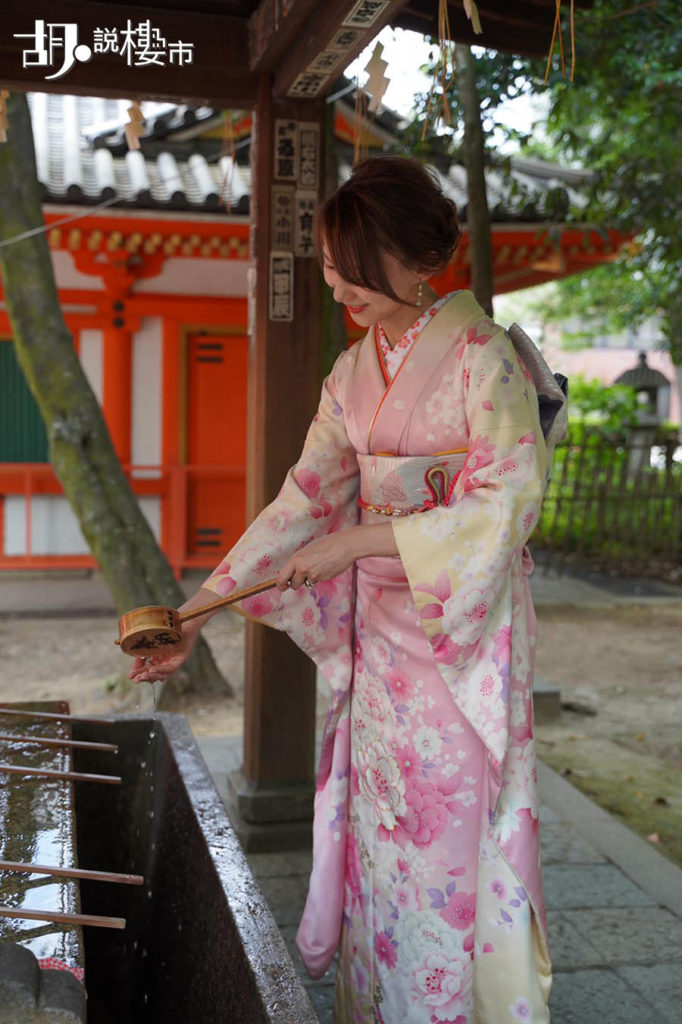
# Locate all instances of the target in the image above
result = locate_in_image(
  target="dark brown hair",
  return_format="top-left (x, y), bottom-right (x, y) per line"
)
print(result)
top-left (316, 156), bottom-right (460, 304)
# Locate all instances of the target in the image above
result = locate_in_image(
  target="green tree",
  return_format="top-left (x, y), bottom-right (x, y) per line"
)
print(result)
top-left (404, 46), bottom-right (547, 315)
top-left (542, 0), bottom-right (682, 361)
top-left (407, 2), bottom-right (680, 374)
top-left (0, 93), bottom-right (230, 707)
top-left (526, 259), bottom-right (666, 350)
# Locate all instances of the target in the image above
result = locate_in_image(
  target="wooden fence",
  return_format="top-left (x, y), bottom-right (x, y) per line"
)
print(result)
top-left (532, 435), bottom-right (682, 576)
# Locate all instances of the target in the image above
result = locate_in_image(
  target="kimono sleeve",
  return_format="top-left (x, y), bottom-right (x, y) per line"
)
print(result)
top-left (392, 325), bottom-right (547, 672)
top-left (200, 348), bottom-right (360, 636)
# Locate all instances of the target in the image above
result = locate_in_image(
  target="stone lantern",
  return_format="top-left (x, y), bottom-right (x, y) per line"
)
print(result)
top-left (613, 352), bottom-right (671, 475)
top-left (614, 351), bottom-right (671, 425)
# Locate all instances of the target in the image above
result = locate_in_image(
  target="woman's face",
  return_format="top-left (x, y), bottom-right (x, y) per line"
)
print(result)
top-left (322, 244), bottom-right (420, 329)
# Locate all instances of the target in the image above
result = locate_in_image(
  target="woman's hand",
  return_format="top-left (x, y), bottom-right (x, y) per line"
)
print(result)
top-left (276, 530), bottom-right (360, 590)
top-left (126, 586), bottom-right (222, 684)
top-left (127, 615), bottom-right (205, 685)
top-left (275, 524), bottom-right (399, 590)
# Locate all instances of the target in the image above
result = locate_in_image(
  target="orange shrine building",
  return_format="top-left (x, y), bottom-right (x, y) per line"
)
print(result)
top-left (0, 92), bottom-right (625, 573)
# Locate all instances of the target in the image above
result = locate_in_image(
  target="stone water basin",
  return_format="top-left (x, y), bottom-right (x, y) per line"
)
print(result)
top-left (1, 706), bottom-right (317, 1023)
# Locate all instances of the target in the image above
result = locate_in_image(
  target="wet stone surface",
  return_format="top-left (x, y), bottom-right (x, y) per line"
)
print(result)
top-left (0, 703), bottom-right (84, 979)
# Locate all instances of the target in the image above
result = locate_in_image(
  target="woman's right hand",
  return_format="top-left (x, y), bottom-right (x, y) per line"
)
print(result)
top-left (128, 623), bottom-right (199, 685)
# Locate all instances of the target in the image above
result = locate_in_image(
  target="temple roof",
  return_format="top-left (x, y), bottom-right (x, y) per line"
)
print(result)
top-left (28, 92), bottom-right (591, 224)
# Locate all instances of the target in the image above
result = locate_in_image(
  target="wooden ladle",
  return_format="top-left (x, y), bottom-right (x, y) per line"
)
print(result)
top-left (115, 578), bottom-right (278, 655)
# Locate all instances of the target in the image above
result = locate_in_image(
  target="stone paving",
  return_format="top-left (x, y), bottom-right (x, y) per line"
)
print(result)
top-left (198, 734), bottom-right (682, 1024)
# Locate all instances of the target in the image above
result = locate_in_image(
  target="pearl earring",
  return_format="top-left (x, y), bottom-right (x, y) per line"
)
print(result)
top-left (416, 281), bottom-right (423, 307)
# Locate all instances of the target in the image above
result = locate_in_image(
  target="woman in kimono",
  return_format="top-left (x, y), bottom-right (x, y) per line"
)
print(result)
top-left (131, 157), bottom-right (553, 1023)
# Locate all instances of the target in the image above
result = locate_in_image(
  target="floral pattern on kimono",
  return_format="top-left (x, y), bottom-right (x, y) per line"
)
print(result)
top-left (203, 290), bottom-right (552, 1023)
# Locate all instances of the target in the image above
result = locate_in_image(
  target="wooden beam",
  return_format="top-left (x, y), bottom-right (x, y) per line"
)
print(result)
top-left (271, 0), bottom-right (408, 99)
top-left (1, 1), bottom-right (258, 106)
top-left (394, 9), bottom-right (551, 56)
top-left (248, 0), bottom-right (320, 72)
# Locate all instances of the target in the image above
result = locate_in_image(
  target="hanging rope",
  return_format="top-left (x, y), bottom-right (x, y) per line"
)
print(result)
top-left (421, 0), bottom-right (459, 140)
top-left (353, 80), bottom-right (372, 166)
top-left (544, 0), bottom-right (577, 83)
top-left (219, 110), bottom-right (237, 212)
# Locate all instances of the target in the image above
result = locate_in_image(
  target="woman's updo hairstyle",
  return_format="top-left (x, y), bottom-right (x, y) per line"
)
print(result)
top-left (316, 156), bottom-right (460, 305)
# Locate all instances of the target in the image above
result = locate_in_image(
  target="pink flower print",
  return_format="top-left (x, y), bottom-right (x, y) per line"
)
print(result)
top-left (394, 881), bottom-right (420, 913)
top-left (358, 741), bottom-right (407, 831)
top-left (296, 467), bottom-right (320, 498)
top-left (212, 572), bottom-right (237, 597)
top-left (465, 327), bottom-right (492, 346)
top-left (242, 593), bottom-right (274, 618)
top-left (310, 498), bottom-right (333, 519)
top-left (314, 578), bottom-right (337, 601)
top-left (397, 857), bottom-right (410, 875)
top-left (440, 891), bottom-right (476, 931)
top-left (495, 457), bottom-right (519, 478)
top-left (431, 634), bottom-right (476, 667)
top-left (392, 744), bottom-right (421, 779)
top-left (394, 776), bottom-right (454, 849)
top-left (480, 675), bottom-right (495, 698)
top-left (413, 952), bottom-right (469, 1022)
top-left (416, 570), bottom-right (452, 622)
top-left (489, 877), bottom-right (507, 900)
top-left (346, 832), bottom-right (364, 915)
top-left (464, 601), bottom-right (488, 625)
top-left (509, 997), bottom-right (531, 1021)
top-left (416, 569), bottom-right (451, 604)
top-left (301, 607), bottom-right (314, 627)
top-left (386, 667), bottom-right (416, 704)
top-left (459, 435), bottom-right (496, 492)
top-left (375, 928), bottom-right (398, 969)
top-left (255, 554), bottom-right (272, 574)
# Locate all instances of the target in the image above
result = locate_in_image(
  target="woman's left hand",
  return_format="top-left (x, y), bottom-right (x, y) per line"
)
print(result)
top-left (276, 530), bottom-right (360, 590)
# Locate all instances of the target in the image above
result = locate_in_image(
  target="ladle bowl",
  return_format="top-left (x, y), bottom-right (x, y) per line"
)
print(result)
top-left (115, 578), bottom-right (279, 656)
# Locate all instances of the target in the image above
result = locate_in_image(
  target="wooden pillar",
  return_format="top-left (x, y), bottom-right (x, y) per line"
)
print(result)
top-left (230, 75), bottom-right (325, 849)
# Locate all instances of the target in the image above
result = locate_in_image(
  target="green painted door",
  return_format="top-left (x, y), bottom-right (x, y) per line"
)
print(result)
top-left (0, 339), bottom-right (48, 462)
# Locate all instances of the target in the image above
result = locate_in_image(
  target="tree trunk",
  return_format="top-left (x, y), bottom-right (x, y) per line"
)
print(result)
top-left (454, 44), bottom-right (494, 317)
top-left (0, 93), bottom-right (230, 707)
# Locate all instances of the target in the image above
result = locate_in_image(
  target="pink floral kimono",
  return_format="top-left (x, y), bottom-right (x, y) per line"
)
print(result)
top-left (204, 290), bottom-right (553, 1023)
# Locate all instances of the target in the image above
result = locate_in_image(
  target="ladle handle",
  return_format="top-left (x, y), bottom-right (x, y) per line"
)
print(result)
top-left (177, 577), bottom-right (280, 624)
